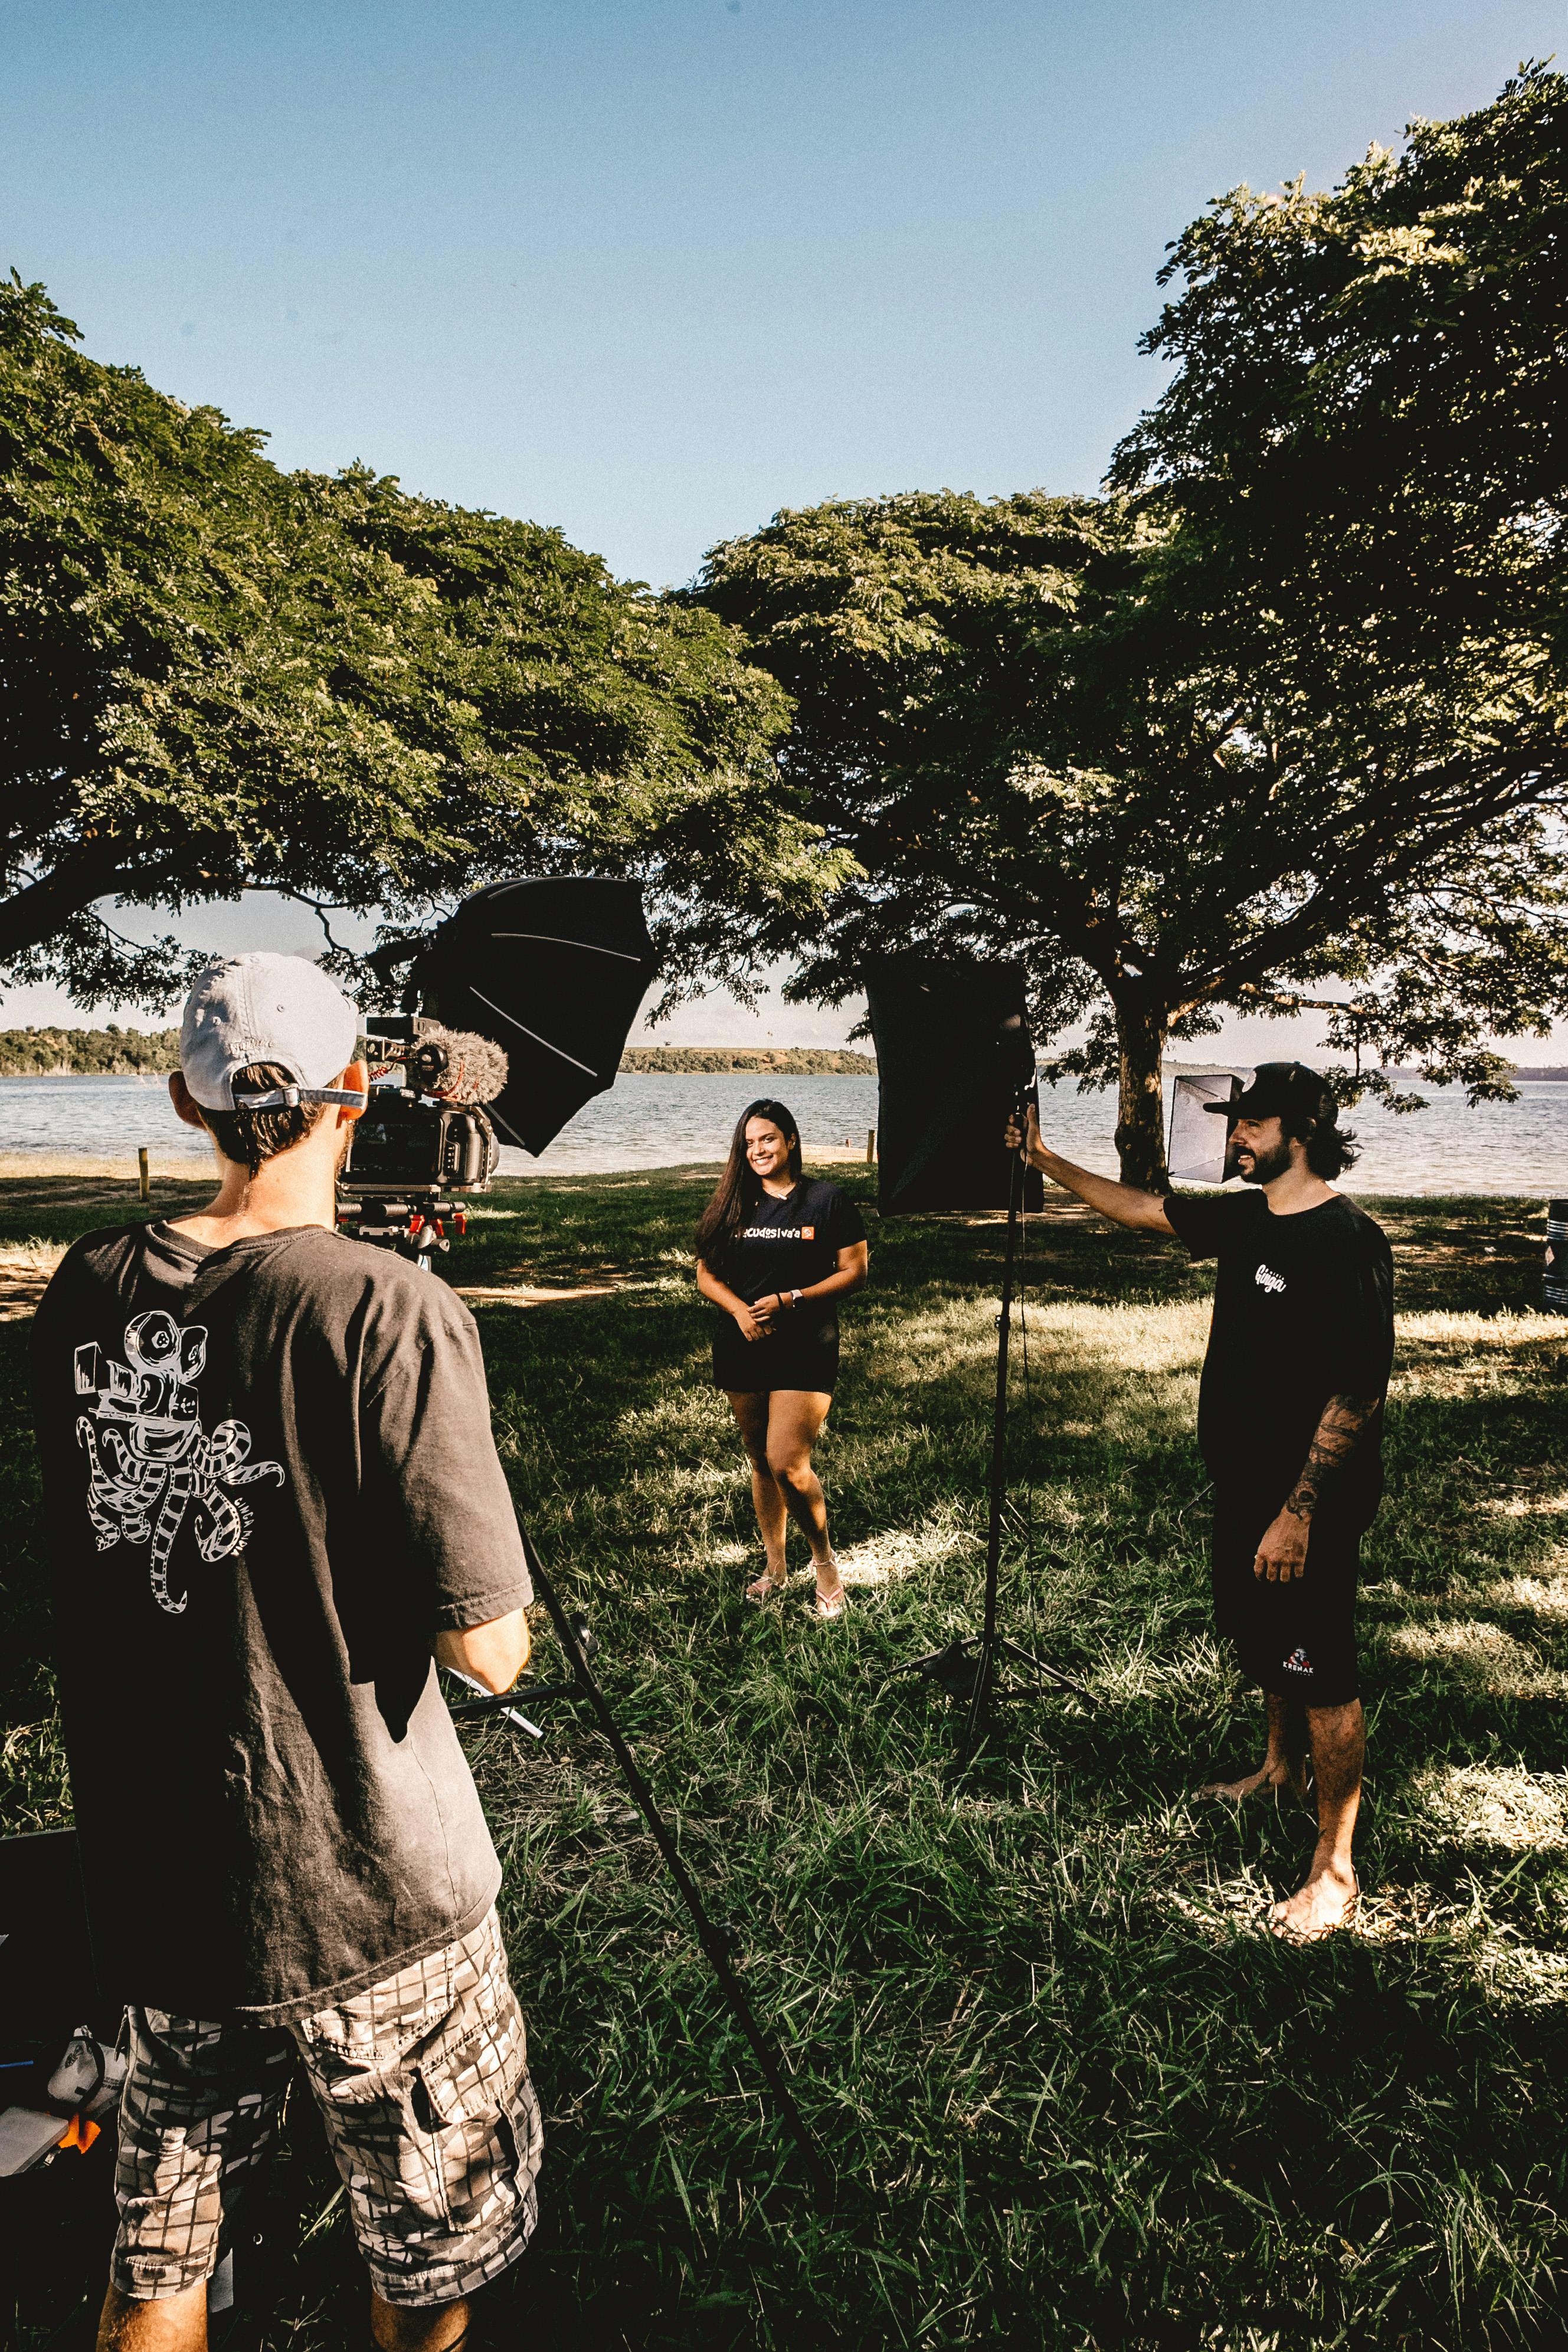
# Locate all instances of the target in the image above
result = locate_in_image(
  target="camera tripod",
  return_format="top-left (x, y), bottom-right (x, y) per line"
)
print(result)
top-left (882, 1111), bottom-right (1089, 1759)
top-left (445, 1536), bottom-right (832, 2200)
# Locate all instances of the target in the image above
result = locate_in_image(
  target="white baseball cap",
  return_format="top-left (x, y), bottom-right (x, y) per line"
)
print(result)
top-left (179, 954), bottom-right (364, 1111)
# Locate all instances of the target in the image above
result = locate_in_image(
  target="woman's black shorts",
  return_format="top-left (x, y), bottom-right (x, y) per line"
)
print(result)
top-left (711, 1318), bottom-right (839, 1395)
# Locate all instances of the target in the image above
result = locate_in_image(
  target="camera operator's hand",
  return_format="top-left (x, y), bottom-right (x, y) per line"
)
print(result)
top-left (734, 1299), bottom-right (773, 1342)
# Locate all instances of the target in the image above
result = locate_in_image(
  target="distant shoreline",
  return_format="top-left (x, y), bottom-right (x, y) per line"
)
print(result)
top-left (5, 1033), bottom-right (1567, 1083)
top-left (618, 1048), bottom-right (875, 1074)
top-left (0, 1041), bottom-right (878, 1078)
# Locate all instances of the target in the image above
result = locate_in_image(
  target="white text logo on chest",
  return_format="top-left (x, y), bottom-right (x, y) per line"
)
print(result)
top-left (1255, 1264), bottom-right (1287, 1295)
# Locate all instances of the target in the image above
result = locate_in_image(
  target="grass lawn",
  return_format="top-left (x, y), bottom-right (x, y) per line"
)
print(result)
top-left (2, 1167), bottom-right (1566, 2349)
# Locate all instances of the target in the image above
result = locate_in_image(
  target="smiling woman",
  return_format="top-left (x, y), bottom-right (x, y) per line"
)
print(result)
top-left (693, 1098), bottom-right (869, 1619)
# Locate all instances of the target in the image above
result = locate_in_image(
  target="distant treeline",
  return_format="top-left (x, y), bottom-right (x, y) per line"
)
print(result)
top-left (1380, 1064), bottom-right (1568, 1081)
top-left (0, 1025), bottom-right (179, 1076)
top-left (619, 1047), bottom-right (875, 1074)
top-left (6, 1029), bottom-right (1560, 1085)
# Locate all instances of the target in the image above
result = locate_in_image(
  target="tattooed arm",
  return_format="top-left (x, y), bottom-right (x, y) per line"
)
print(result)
top-left (1255, 1393), bottom-right (1384, 1584)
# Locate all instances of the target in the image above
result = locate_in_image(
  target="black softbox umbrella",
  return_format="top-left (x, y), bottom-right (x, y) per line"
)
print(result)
top-left (400, 878), bottom-right (658, 1154)
top-left (865, 954), bottom-right (1045, 1213)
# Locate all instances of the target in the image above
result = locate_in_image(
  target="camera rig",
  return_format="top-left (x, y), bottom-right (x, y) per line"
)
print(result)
top-left (338, 874), bottom-right (663, 1262)
top-left (336, 1016), bottom-right (506, 1265)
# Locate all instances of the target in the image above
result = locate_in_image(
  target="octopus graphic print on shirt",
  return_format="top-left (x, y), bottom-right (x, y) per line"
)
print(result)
top-left (31, 1219), bottom-right (533, 2021)
top-left (74, 1309), bottom-right (285, 1615)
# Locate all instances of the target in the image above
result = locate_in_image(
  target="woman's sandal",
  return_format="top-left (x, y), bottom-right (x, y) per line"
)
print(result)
top-left (746, 1563), bottom-right (789, 1606)
top-left (813, 1558), bottom-right (847, 1620)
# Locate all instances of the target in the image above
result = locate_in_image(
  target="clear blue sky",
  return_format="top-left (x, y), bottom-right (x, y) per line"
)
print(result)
top-left (5, 0), bottom-right (1557, 588)
top-left (4, 0), bottom-right (1563, 1045)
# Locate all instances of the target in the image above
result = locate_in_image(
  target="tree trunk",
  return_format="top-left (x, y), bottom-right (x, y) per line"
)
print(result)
top-left (1114, 996), bottom-right (1170, 1192)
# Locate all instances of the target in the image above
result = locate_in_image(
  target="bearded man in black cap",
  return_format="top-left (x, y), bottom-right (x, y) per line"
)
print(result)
top-left (1010, 1064), bottom-right (1393, 1937)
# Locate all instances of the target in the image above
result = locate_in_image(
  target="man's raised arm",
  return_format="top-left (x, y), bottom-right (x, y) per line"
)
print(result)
top-left (1006, 1105), bottom-right (1175, 1234)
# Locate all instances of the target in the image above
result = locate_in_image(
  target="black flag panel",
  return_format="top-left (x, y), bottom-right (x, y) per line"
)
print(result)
top-left (865, 955), bottom-right (1045, 1215)
top-left (411, 878), bottom-right (658, 1155)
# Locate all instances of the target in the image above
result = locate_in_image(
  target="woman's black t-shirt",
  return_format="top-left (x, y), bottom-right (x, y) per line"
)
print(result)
top-left (713, 1177), bottom-right (867, 1347)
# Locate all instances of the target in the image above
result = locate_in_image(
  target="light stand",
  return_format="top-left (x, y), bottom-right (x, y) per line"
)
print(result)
top-left (881, 1103), bottom-right (1089, 1759)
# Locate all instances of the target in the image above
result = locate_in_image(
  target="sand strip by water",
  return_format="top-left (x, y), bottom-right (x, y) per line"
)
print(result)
top-left (0, 1153), bottom-right (211, 1180)
top-left (1, 1144), bottom-right (875, 1181)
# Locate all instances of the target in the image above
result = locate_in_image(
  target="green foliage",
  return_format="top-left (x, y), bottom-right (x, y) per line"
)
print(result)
top-left (694, 488), bottom-right (1145, 1088)
top-left (0, 1023), bottom-right (178, 1075)
top-left (4, 1172), bottom-right (1566, 2345)
top-left (697, 71), bottom-right (1568, 1185)
top-left (1112, 61), bottom-right (1566, 641)
top-left (0, 274), bottom-right (847, 1012)
top-left (1107, 61), bottom-right (1568, 1103)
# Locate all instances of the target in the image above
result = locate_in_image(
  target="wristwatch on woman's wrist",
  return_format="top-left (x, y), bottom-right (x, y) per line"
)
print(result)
top-left (788, 1288), bottom-right (803, 1310)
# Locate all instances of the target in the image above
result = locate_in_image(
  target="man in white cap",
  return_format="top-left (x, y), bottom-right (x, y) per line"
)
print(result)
top-left (30, 954), bottom-right (541, 2350)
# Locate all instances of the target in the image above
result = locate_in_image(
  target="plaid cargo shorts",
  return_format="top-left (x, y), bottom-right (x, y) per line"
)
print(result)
top-left (112, 1905), bottom-right (542, 2307)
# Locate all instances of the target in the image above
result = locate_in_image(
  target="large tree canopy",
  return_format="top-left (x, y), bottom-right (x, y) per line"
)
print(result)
top-left (1, 273), bottom-right (847, 1009)
top-left (1110, 60), bottom-right (1565, 653)
top-left (698, 70), bottom-right (1568, 1186)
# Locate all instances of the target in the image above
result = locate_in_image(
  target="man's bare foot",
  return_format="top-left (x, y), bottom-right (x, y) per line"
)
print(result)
top-left (1269, 1862), bottom-right (1358, 1940)
top-left (1199, 1758), bottom-right (1310, 1803)
top-left (746, 1561), bottom-right (788, 1605)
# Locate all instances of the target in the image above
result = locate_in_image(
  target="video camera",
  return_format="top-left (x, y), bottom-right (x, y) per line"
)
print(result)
top-left (338, 1017), bottom-right (508, 1264)
top-left (336, 875), bottom-right (660, 1265)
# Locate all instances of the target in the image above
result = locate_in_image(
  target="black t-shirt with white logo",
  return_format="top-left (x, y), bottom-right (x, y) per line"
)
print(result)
top-left (718, 1178), bottom-right (866, 1347)
top-left (29, 1221), bottom-right (532, 2022)
top-left (1163, 1189), bottom-right (1394, 1517)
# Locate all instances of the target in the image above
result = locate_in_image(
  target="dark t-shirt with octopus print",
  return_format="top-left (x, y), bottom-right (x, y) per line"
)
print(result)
top-left (29, 1220), bottom-right (531, 2023)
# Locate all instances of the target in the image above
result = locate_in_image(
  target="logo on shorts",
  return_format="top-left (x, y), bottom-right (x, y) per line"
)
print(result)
top-left (1255, 1264), bottom-right (1287, 1294)
top-left (1283, 1645), bottom-right (1312, 1676)
top-left (800, 1225), bottom-right (815, 1239)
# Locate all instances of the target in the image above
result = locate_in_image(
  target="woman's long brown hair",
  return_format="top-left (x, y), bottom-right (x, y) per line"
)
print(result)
top-left (694, 1099), bottom-right (803, 1271)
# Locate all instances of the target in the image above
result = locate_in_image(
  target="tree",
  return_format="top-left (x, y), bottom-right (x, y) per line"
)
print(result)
top-left (1110, 62), bottom-right (1566, 663)
top-left (0, 273), bottom-right (847, 1010)
top-left (697, 70), bottom-right (1568, 1188)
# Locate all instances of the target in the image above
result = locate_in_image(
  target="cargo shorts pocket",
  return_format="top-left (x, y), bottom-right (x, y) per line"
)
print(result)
top-left (299, 1957), bottom-right (533, 2234)
top-left (405, 1996), bottom-right (534, 2230)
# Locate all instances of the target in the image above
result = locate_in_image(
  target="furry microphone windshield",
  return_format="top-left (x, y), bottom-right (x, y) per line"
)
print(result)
top-left (410, 1025), bottom-right (510, 1103)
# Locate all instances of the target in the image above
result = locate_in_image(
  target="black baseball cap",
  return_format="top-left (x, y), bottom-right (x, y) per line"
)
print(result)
top-left (1203, 1059), bottom-right (1340, 1131)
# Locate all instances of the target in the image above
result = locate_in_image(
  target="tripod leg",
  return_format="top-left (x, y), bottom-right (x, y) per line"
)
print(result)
top-left (994, 1637), bottom-right (1092, 1700)
top-left (521, 1532), bottom-right (832, 2201)
top-left (879, 1640), bottom-right (976, 1689)
top-left (961, 1144), bottom-right (1022, 1761)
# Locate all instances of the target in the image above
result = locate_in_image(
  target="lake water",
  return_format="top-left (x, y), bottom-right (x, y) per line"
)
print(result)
top-left (3, 1070), bottom-right (1565, 1195)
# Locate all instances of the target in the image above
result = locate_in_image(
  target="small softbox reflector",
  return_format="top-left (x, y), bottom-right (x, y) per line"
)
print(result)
top-left (865, 956), bottom-right (1046, 1214)
top-left (410, 878), bottom-right (658, 1155)
top-left (1168, 1071), bottom-right (1244, 1185)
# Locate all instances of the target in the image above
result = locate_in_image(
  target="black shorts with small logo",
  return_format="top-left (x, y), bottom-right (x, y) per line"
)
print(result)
top-left (711, 1315), bottom-right (840, 1396)
top-left (1211, 1489), bottom-right (1367, 1709)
